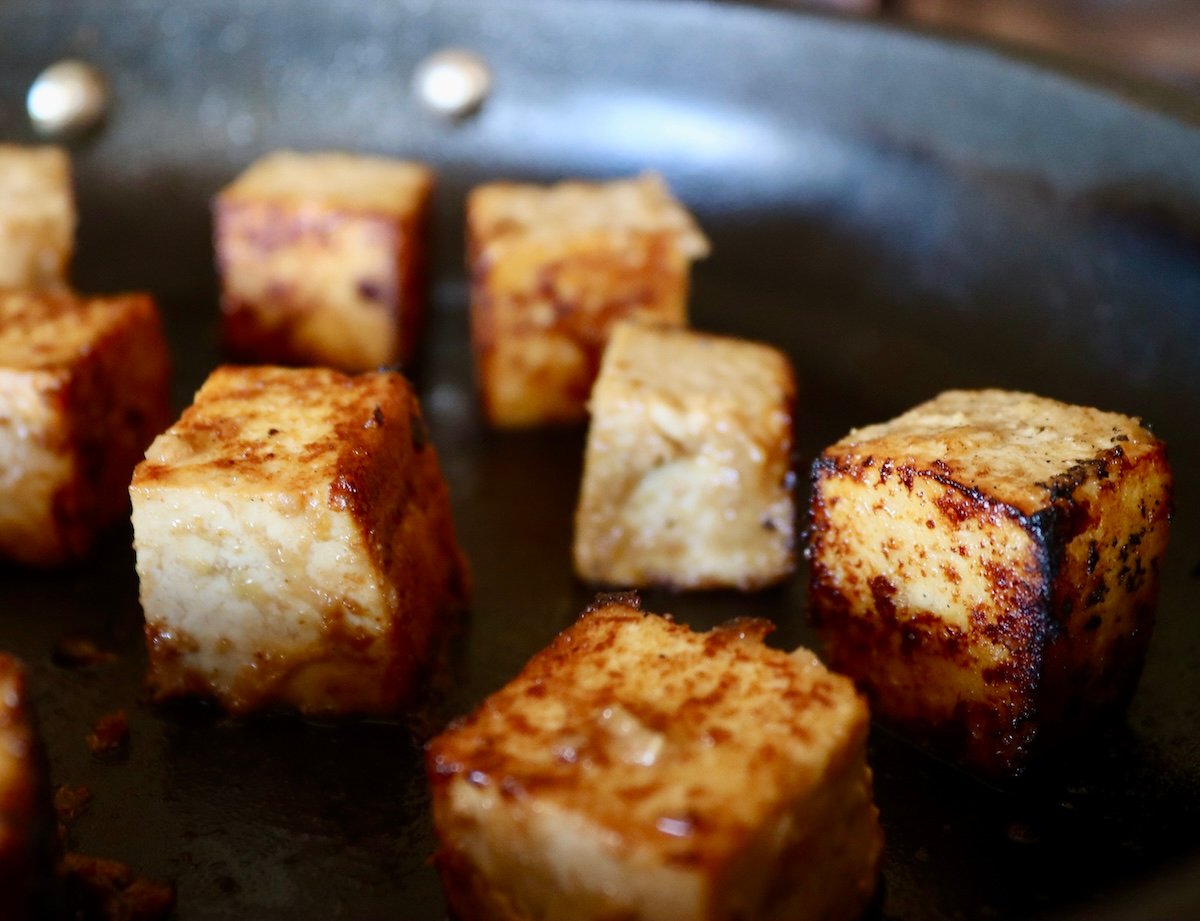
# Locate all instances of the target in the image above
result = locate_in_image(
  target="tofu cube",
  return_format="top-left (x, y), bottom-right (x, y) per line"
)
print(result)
top-left (807, 389), bottom-right (1173, 778)
top-left (215, 151), bottom-right (434, 373)
top-left (0, 290), bottom-right (171, 565)
top-left (0, 654), bottom-right (56, 921)
top-left (130, 365), bottom-right (468, 716)
top-left (428, 597), bottom-right (882, 921)
top-left (0, 144), bottom-right (74, 289)
top-left (574, 323), bottom-right (796, 590)
top-left (468, 173), bottom-right (709, 427)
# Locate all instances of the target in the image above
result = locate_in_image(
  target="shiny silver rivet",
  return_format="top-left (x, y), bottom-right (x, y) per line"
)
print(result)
top-left (26, 60), bottom-right (109, 138)
top-left (413, 49), bottom-right (491, 119)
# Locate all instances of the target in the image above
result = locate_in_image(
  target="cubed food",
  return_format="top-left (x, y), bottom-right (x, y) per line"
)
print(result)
top-left (468, 173), bottom-right (709, 427)
top-left (0, 144), bottom-right (74, 289)
top-left (428, 596), bottom-right (882, 921)
top-left (130, 365), bottom-right (468, 716)
top-left (574, 323), bottom-right (795, 590)
top-left (0, 655), bottom-right (56, 921)
top-left (0, 290), bottom-right (171, 566)
top-left (808, 389), bottom-right (1173, 779)
top-left (215, 150), bottom-right (434, 373)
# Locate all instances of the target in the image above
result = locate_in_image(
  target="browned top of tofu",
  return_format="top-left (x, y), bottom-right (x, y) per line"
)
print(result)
top-left (133, 365), bottom-right (427, 501)
top-left (468, 173), bottom-right (710, 258)
top-left (0, 144), bottom-right (71, 219)
top-left (0, 289), bottom-right (156, 372)
top-left (596, 321), bottom-right (794, 434)
top-left (826, 389), bottom-right (1162, 515)
top-left (601, 321), bottom-right (793, 402)
top-left (429, 599), bottom-right (867, 869)
top-left (217, 150), bottom-right (433, 215)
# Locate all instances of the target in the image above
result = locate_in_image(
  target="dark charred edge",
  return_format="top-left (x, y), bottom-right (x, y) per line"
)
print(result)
top-left (808, 451), bottom-right (1034, 531)
top-left (806, 453), bottom-right (1050, 777)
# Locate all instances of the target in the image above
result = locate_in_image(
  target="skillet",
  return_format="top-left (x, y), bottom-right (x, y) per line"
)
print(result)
top-left (1, 0), bottom-right (1199, 918)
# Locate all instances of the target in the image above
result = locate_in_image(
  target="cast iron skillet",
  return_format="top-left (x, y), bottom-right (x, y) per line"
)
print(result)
top-left (1, 1), bottom-right (1199, 918)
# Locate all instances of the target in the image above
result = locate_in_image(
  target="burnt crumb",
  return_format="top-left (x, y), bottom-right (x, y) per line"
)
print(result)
top-left (410, 413), bottom-right (429, 450)
top-left (1084, 615), bottom-right (1102, 632)
top-left (1086, 541), bottom-right (1100, 575)
top-left (54, 783), bottom-right (93, 824)
top-left (62, 852), bottom-right (176, 921)
top-left (267, 427), bottom-right (279, 436)
top-left (53, 637), bottom-right (117, 669)
top-left (87, 711), bottom-right (129, 757)
top-left (761, 517), bottom-right (778, 533)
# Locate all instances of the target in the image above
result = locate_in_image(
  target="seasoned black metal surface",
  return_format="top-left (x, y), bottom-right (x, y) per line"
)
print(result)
top-left (1, 1), bottom-right (1199, 918)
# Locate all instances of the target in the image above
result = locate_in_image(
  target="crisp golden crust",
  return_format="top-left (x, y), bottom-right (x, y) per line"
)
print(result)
top-left (132, 366), bottom-right (468, 716)
top-left (215, 151), bottom-right (433, 372)
top-left (0, 290), bottom-right (171, 565)
top-left (0, 655), bottom-right (55, 921)
top-left (428, 600), bottom-right (881, 921)
top-left (0, 144), bottom-right (74, 289)
top-left (574, 323), bottom-right (796, 590)
top-left (467, 174), bottom-right (708, 428)
top-left (808, 389), bottom-right (1172, 778)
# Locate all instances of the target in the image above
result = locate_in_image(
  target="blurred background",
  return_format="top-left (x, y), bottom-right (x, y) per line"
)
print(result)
top-left (798, 0), bottom-right (1200, 97)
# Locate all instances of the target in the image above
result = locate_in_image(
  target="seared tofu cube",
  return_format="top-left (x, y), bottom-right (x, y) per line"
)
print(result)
top-left (574, 323), bottom-right (796, 590)
top-left (428, 597), bottom-right (882, 921)
top-left (0, 145), bottom-right (74, 289)
top-left (0, 655), bottom-right (56, 921)
top-left (215, 150), bottom-right (434, 372)
top-left (468, 173), bottom-right (709, 427)
top-left (808, 389), bottom-right (1173, 778)
top-left (0, 290), bottom-right (171, 565)
top-left (130, 365), bottom-right (468, 716)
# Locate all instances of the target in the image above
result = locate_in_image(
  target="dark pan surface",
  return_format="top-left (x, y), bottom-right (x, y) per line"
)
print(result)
top-left (2, 1), bottom-right (1200, 918)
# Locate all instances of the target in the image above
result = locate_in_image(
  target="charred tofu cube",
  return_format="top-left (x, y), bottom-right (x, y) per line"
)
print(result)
top-left (428, 597), bottom-right (882, 921)
top-left (130, 365), bottom-right (468, 717)
top-left (574, 323), bottom-right (796, 590)
top-left (0, 655), bottom-right (57, 921)
top-left (468, 173), bottom-right (709, 427)
top-left (215, 150), bottom-right (434, 372)
top-left (0, 290), bottom-right (171, 566)
top-left (0, 145), bottom-right (74, 289)
top-left (808, 389), bottom-right (1173, 778)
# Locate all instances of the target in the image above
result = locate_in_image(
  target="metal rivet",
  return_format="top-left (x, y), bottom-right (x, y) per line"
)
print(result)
top-left (413, 49), bottom-right (491, 119)
top-left (27, 60), bottom-right (109, 138)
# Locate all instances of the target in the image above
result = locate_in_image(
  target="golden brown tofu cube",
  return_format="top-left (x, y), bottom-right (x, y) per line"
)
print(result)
top-left (0, 145), bottom-right (74, 289)
top-left (0, 290), bottom-right (171, 565)
top-left (0, 655), bottom-right (56, 921)
top-left (215, 150), bottom-right (434, 373)
top-left (808, 389), bottom-right (1173, 779)
top-left (428, 597), bottom-right (881, 921)
top-left (574, 323), bottom-right (796, 590)
top-left (468, 173), bottom-right (709, 427)
top-left (130, 365), bottom-right (468, 717)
